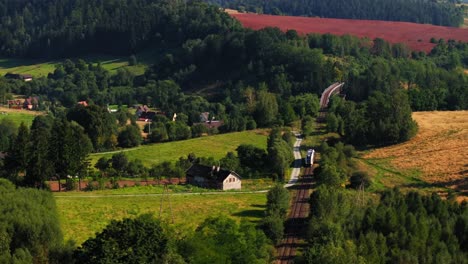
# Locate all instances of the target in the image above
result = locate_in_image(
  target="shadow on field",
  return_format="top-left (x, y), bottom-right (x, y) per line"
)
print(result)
top-left (232, 207), bottom-right (265, 219)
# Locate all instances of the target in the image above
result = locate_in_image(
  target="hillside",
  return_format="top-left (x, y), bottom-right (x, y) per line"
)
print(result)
top-left (363, 111), bottom-right (467, 200)
top-left (231, 13), bottom-right (468, 52)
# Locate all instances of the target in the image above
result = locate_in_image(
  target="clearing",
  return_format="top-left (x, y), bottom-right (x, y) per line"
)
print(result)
top-left (231, 13), bottom-right (468, 53)
top-left (55, 192), bottom-right (266, 245)
top-left (363, 111), bottom-right (467, 201)
top-left (90, 130), bottom-right (268, 166)
top-left (0, 106), bottom-right (43, 127)
top-left (0, 54), bottom-right (148, 78)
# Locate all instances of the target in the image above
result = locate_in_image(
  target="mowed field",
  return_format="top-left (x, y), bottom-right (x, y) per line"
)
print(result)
top-left (231, 13), bottom-right (468, 52)
top-left (0, 54), bottom-right (146, 77)
top-left (55, 192), bottom-right (267, 245)
top-left (90, 130), bottom-right (269, 166)
top-left (0, 106), bottom-right (43, 127)
top-left (363, 111), bottom-right (468, 200)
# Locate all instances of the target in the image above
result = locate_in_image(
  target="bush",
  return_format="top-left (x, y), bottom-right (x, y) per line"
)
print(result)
top-left (349, 171), bottom-right (372, 189)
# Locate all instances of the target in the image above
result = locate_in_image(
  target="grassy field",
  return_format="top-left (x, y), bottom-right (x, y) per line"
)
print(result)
top-left (363, 111), bottom-right (468, 201)
top-left (55, 192), bottom-right (267, 245)
top-left (0, 54), bottom-right (148, 77)
top-left (0, 107), bottom-right (43, 127)
top-left (90, 130), bottom-right (269, 166)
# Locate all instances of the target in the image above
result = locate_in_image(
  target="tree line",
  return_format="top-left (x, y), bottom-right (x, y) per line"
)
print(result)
top-left (300, 187), bottom-right (468, 263)
top-left (0, 178), bottom-right (276, 263)
top-left (208, 0), bottom-right (464, 27)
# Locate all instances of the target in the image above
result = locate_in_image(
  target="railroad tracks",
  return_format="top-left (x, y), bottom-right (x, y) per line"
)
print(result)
top-left (276, 166), bottom-right (314, 263)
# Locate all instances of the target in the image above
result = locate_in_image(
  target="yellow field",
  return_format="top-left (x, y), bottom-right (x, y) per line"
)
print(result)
top-left (364, 111), bottom-right (467, 200)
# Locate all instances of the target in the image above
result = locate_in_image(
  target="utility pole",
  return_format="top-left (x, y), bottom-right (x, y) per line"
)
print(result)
top-left (159, 183), bottom-right (174, 223)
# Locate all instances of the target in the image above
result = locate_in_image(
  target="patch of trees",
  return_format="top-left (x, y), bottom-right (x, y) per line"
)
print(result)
top-left (328, 90), bottom-right (418, 146)
top-left (262, 184), bottom-right (290, 243)
top-left (0, 0), bottom-right (240, 58)
top-left (2, 115), bottom-right (93, 190)
top-left (75, 214), bottom-right (274, 263)
top-left (208, 0), bottom-right (464, 27)
top-left (0, 179), bottom-right (72, 263)
top-left (299, 187), bottom-right (468, 263)
top-left (315, 141), bottom-right (358, 188)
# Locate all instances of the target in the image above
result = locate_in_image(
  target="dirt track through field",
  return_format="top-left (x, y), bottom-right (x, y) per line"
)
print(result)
top-left (365, 111), bottom-right (468, 199)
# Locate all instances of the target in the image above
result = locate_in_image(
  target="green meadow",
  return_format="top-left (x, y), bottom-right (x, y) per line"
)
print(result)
top-left (90, 130), bottom-right (269, 166)
top-left (0, 53), bottom-right (149, 77)
top-left (55, 192), bottom-right (267, 245)
top-left (0, 108), bottom-right (42, 127)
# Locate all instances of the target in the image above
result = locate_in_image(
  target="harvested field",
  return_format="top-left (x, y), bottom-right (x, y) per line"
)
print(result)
top-left (231, 13), bottom-right (468, 52)
top-left (364, 111), bottom-right (468, 200)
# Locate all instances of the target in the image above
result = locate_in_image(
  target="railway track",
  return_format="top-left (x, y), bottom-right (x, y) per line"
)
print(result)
top-left (276, 83), bottom-right (342, 263)
top-left (276, 166), bottom-right (314, 263)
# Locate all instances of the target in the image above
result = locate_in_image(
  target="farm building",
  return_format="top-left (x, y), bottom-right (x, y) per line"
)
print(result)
top-left (4, 73), bottom-right (33, 82)
top-left (23, 97), bottom-right (39, 110)
top-left (186, 164), bottom-right (241, 190)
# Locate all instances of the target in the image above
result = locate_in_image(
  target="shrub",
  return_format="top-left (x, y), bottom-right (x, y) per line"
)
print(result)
top-left (349, 171), bottom-right (372, 189)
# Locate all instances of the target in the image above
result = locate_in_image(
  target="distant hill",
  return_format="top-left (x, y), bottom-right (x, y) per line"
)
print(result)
top-left (209, 0), bottom-right (464, 27)
top-left (231, 13), bottom-right (468, 52)
top-left (0, 0), bottom-right (238, 58)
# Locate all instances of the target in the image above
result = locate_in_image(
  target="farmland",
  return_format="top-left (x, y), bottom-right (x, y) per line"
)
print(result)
top-left (0, 54), bottom-right (147, 78)
top-left (54, 192), bottom-right (267, 245)
top-left (363, 111), bottom-right (468, 201)
top-left (0, 106), bottom-right (43, 127)
top-left (90, 130), bottom-right (269, 166)
top-left (231, 13), bottom-right (468, 52)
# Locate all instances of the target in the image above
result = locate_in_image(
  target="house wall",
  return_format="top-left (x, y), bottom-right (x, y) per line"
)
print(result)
top-left (222, 174), bottom-right (241, 190)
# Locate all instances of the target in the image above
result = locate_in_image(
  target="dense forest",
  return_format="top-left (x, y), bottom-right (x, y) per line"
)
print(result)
top-left (207, 0), bottom-right (465, 27)
top-left (0, 0), bottom-right (240, 57)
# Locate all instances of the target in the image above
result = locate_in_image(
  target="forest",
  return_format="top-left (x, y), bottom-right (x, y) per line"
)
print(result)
top-left (207, 0), bottom-right (465, 27)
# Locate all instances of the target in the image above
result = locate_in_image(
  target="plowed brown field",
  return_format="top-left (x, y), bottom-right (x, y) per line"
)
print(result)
top-left (364, 111), bottom-right (468, 200)
top-left (231, 13), bottom-right (468, 52)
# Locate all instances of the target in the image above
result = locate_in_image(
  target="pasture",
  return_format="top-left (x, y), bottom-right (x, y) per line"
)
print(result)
top-left (0, 107), bottom-right (43, 127)
top-left (363, 111), bottom-right (468, 201)
top-left (231, 13), bottom-right (468, 53)
top-left (90, 130), bottom-right (269, 166)
top-left (54, 192), bottom-right (267, 245)
top-left (0, 54), bottom-right (147, 77)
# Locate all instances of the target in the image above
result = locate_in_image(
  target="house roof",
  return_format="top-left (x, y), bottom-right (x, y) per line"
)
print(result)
top-left (186, 164), bottom-right (241, 182)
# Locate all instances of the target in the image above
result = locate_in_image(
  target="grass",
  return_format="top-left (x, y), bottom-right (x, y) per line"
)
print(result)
top-left (90, 130), bottom-right (269, 166)
top-left (0, 107), bottom-right (43, 127)
top-left (0, 53), bottom-right (150, 77)
top-left (55, 192), bottom-right (267, 245)
top-left (363, 111), bottom-right (468, 201)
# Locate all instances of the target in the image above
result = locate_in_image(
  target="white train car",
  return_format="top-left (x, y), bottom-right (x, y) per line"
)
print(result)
top-left (305, 149), bottom-right (315, 167)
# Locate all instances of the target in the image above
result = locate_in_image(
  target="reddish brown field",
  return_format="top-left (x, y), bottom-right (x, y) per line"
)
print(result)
top-left (231, 13), bottom-right (468, 52)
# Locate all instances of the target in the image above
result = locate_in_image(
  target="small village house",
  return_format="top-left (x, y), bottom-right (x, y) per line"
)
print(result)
top-left (186, 164), bottom-right (241, 190)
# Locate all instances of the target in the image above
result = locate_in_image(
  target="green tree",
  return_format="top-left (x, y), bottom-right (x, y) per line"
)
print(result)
top-left (118, 125), bottom-right (142, 148)
top-left (266, 184), bottom-right (290, 219)
top-left (4, 122), bottom-right (29, 182)
top-left (0, 179), bottom-right (64, 263)
top-left (74, 214), bottom-right (170, 264)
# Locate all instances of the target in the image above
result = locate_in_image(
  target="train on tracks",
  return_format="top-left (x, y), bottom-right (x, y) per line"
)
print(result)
top-left (304, 149), bottom-right (315, 167)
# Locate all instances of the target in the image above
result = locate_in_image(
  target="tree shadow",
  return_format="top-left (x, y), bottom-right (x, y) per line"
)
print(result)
top-left (232, 209), bottom-right (265, 219)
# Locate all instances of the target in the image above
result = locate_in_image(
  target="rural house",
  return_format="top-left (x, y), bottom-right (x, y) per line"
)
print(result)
top-left (186, 164), bottom-right (241, 190)
top-left (23, 97), bottom-right (39, 110)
